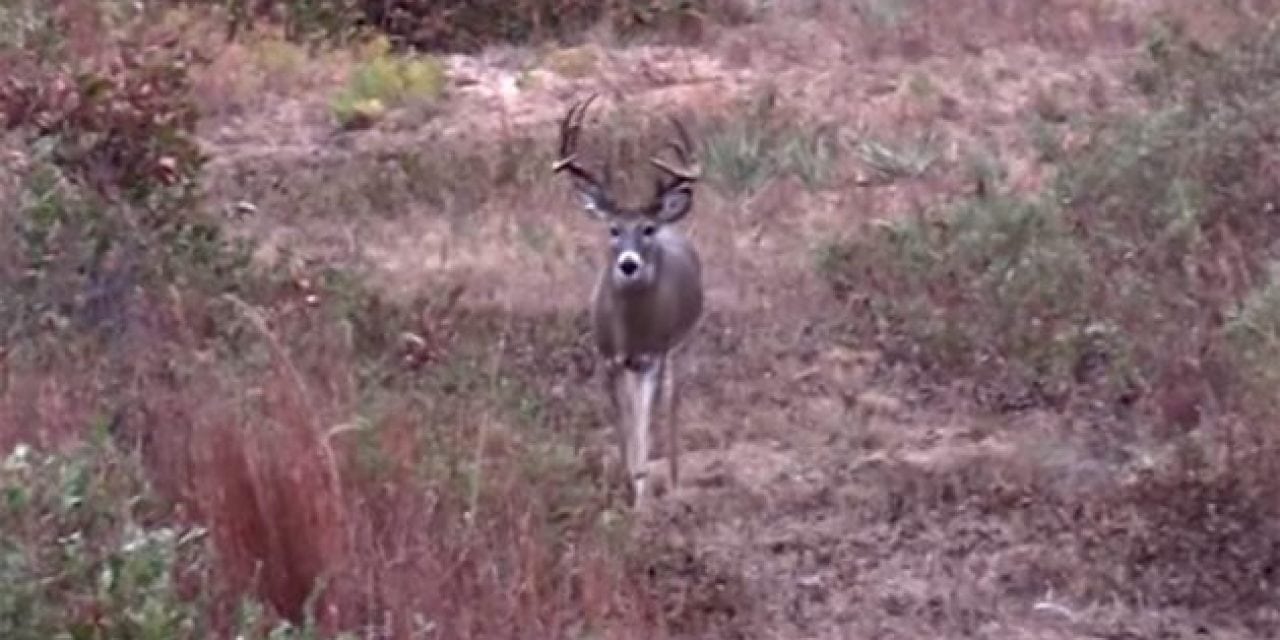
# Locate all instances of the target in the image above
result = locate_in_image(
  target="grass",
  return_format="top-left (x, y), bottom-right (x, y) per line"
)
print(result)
top-left (701, 91), bottom-right (845, 195)
top-left (542, 45), bottom-right (599, 78)
top-left (823, 18), bottom-right (1280, 447)
top-left (330, 51), bottom-right (446, 128)
top-left (2, 181), bottom-right (656, 638)
top-left (852, 131), bottom-right (939, 182)
top-left (1223, 263), bottom-right (1280, 419)
top-left (855, 0), bottom-right (913, 29)
top-left (11, 1), bottom-right (1280, 638)
top-left (1, 3), bottom-right (656, 636)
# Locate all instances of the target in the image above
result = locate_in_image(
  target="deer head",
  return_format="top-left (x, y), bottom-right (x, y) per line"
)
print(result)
top-left (552, 94), bottom-right (702, 292)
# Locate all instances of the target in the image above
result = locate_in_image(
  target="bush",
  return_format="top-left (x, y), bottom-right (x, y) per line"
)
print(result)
top-left (828, 194), bottom-right (1097, 406)
top-left (824, 21), bottom-right (1280, 426)
top-left (219, 0), bottom-right (755, 52)
top-left (2, 31), bottom-right (252, 353)
top-left (2, 4), bottom-right (652, 638)
top-left (702, 90), bottom-right (844, 195)
top-left (330, 47), bottom-right (445, 128)
top-left (0, 439), bottom-right (213, 640)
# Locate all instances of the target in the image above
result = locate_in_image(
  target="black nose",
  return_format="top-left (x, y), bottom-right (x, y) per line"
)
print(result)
top-left (619, 259), bottom-right (639, 276)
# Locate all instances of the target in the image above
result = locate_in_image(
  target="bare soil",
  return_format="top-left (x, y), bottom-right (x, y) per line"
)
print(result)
top-left (198, 2), bottom-right (1280, 637)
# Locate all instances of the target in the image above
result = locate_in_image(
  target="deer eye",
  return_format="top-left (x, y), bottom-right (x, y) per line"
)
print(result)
top-left (609, 226), bottom-right (621, 238)
top-left (642, 224), bottom-right (657, 237)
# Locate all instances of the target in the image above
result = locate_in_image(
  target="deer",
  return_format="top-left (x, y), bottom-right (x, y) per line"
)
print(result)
top-left (552, 94), bottom-right (704, 508)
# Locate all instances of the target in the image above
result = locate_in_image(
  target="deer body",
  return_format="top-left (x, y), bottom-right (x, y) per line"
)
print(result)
top-left (591, 226), bottom-right (702, 360)
top-left (554, 95), bottom-right (705, 507)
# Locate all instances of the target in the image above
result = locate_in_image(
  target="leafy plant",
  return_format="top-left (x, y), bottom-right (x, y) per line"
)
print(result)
top-left (0, 440), bottom-right (213, 640)
top-left (853, 131), bottom-right (939, 182)
top-left (330, 52), bottom-right (446, 128)
top-left (703, 91), bottom-right (843, 194)
top-left (823, 20), bottom-right (1280, 421)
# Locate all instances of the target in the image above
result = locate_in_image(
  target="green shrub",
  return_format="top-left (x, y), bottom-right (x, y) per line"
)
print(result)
top-left (823, 21), bottom-right (1280, 417)
top-left (2, 32), bottom-right (253, 348)
top-left (359, 0), bottom-right (753, 52)
top-left (330, 53), bottom-right (446, 128)
top-left (0, 439), bottom-right (212, 640)
top-left (832, 194), bottom-right (1102, 405)
top-left (853, 132), bottom-right (939, 182)
top-left (703, 91), bottom-right (844, 195)
top-left (1224, 264), bottom-right (1280, 418)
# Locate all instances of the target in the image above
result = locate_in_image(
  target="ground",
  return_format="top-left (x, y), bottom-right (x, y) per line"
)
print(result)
top-left (191, 2), bottom-right (1279, 637)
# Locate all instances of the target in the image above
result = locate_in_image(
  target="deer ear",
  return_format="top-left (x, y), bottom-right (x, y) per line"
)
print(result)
top-left (654, 185), bottom-right (693, 223)
top-left (573, 180), bottom-right (612, 221)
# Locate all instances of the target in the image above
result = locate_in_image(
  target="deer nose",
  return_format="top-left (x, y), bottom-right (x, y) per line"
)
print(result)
top-left (616, 251), bottom-right (642, 277)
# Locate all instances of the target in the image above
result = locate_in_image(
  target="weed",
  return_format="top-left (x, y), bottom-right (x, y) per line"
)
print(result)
top-left (223, 0), bottom-right (362, 45)
top-left (823, 19), bottom-right (1280, 430)
top-left (853, 131), bottom-right (939, 182)
top-left (543, 45), bottom-right (599, 78)
top-left (330, 53), bottom-right (446, 128)
top-left (0, 439), bottom-right (214, 640)
top-left (855, 0), bottom-right (912, 28)
top-left (703, 118), bottom-right (777, 195)
top-left (703, 91), bottom-right (842, 194)
top-left (781, 124), bottom-right (841, 190)
top-left (962, 142), bottom-right (1008, 197)
top-left (251, 35), bottom-right (308, 80)
top-left (1224, 263), bottom-right (1280, 417)
top-left (905, 71), bottom-right (936, 100)
top-left (1027, 117), bottom-right (1065, 164)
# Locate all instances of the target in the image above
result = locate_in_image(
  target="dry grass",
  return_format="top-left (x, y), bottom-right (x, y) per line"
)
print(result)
top-left (1, 280), bottom-right (662, 637)
top-left (811, 19), bottom-right (1280, 636)
top-left (10, 1), bottom-right (1280, 638)
top-left (0, 3), bottom-right (661, 636)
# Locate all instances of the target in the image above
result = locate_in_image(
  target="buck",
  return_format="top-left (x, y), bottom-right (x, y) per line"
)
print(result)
top-left (552, 94), bottom-right (704, 508)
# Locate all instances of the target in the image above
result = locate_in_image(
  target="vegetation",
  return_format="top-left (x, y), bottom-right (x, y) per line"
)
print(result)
top-left (822, 20), bottom-right (1280, 465)
top-left (215, 0), bottom-right (756, 52)
top-left (5, 0), bottom-right (1280, 637)
top-left (702, 90), bottom-right (845, 194)
top-left (1, 1), bottom-right (651, 637)
top-left (1, 438), bottom-right (211, 640)
top-left (330, 38), bottom-right (446, 128)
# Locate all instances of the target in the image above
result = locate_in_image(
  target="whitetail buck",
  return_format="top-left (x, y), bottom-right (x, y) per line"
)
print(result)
top-left (552, 95), bottom-right (704, 508)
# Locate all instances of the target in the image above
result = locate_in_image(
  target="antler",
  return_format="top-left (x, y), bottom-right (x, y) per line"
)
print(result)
top-left (650, 115), bottom-right (701, 186)
top-left (552, 93), bottom-right (607, 191)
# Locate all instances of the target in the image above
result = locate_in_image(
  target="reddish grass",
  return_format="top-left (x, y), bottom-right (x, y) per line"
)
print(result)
top-left (809, 0), bottom-right (1280, 62)
top-left (0, 282), bottom-right (659, 637)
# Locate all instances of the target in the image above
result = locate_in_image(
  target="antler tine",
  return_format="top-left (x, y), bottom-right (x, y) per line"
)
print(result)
top-left (557, 93), bottom-right (592, 158)
top-left (650, 115), bottom-right (701, 183)
top-left (553, 93), bottom-right (604, 188)
top-left (668, 115), bottom-right (695, 163)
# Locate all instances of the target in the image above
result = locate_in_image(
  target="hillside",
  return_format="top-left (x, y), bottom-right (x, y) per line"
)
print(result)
top-left (3, 1), bottom-right (1280, 638)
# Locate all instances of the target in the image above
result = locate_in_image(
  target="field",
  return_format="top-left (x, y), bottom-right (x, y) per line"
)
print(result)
top-left (3, 1), bottom-right (1280, 638)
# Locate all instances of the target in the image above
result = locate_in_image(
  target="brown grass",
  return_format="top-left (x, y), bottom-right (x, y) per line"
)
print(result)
top-left (0, 281), bottom-right (661, 636)
top-left (12, 1), bottom-right (1280, 638)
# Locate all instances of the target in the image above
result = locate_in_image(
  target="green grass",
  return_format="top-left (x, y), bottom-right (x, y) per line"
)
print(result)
top-left (852, 131), bottom-right (939, 182)
top-left (702, 92), bottom-right (844, 194)
top-left (330, 53), bottom-right (447, 128)
top-left (822, 21), bottom-right (1280, 422)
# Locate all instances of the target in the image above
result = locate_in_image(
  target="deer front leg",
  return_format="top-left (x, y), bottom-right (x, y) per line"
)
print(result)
top-left (625, 356), bottom-right (663, 508)
top-left (661, 353), bottom-right (681, 490)
top-left (602, 356), bottom-right (628, 491)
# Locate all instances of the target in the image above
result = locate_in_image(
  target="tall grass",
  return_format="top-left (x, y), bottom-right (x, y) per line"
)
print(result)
top-left (822, 20), bottom-right (1280, 463)
top-left (1, 2), bottom-right (658, 637)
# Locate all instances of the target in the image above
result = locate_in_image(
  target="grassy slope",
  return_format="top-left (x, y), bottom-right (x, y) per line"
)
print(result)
top-left (5, 1), bottom-right (1280, 638)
